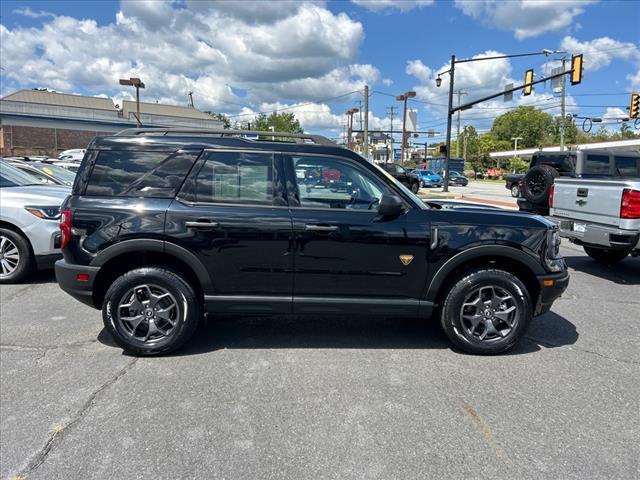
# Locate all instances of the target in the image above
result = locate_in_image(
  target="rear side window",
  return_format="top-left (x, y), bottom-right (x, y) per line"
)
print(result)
top-left (614, 156), bottom-right (640, 176)
top-left (85, 150), bottom-right (199, 197)
top-left (194, 151), bottom-right (275, 205)
top-left (583, 154), bottom-right (610, 176)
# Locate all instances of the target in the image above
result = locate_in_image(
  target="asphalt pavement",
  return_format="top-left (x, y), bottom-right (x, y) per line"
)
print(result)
top-left (1, 242), bottom-right (639, 480)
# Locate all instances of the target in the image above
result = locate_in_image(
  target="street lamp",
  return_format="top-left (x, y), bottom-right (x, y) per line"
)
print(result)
top-left (510, 136), bottom-right (523, 170)
top-left (395, 91), bottom-right (416, 165)
top-left (119, 77), bottom-right (145, 127)
top-left (434, 49), bottom-right (563, 191)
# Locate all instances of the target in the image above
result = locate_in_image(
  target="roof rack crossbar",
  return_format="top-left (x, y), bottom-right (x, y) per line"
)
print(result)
top-left (113, 127), bottom-right (335, 146)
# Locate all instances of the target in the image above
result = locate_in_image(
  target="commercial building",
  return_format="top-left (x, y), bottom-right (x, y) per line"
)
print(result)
top-left (1, 89), bottom-right (222, 156)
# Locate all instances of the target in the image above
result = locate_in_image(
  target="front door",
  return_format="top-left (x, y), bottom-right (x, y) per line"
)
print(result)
top-left (284, 154), bottom-right (430, 316)
top-left (166, 150), bottom-right (293, 314)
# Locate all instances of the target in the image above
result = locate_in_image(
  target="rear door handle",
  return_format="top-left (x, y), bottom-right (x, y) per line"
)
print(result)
top-left (305, 224), bottom-right (338, 232)
top-left (185, 219), bottom-right (219, 229)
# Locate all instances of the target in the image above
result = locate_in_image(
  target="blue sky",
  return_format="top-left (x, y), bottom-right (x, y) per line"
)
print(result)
top-left (1, 0), bottom-right (639, 141)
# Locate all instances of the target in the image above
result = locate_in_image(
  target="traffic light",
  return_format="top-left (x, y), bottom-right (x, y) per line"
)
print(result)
top-left (630, 93), bottom-right (640, 119)
top-left (523, 69), bottom-right (534, 96)
top-left (571, 54), bottom-right (583, 85)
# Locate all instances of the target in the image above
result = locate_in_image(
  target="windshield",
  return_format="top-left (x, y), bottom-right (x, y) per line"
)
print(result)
top-left (370, 162), bottom-right (427, 209)
top-left (34, 163), bottom-right (76, 185)
top-left (0, 162), bottom-right (42, 187)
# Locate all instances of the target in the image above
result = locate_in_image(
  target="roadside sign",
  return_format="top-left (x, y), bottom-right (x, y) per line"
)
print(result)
top-left (503, 83), bottom-right (514, 102)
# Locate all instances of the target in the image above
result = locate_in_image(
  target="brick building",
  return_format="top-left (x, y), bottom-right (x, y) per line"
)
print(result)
top-left (1, 89), bottom-right (222, 156)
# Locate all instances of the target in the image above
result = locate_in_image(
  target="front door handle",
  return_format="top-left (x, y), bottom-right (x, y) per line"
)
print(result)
top-left (185, 219), bottom-right (219, 229)
top-left (305, 224), bottom-right (338, 232)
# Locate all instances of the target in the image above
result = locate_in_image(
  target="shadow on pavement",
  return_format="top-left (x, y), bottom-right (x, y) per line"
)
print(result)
top-left (96, 310), bottom-right (578, 357)
top-left (21, 269), bottom-right (57, 285)
top-left (564, 255), bottom-right (640, 285)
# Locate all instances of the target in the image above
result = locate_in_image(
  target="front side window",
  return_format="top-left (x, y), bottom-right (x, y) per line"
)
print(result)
top-left (195, 151), bottom-right (274, 205)
top-left (291, 156), bottom-right (385, 210)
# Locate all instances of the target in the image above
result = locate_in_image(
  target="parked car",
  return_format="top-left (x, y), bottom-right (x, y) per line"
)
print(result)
top-left (549, 175), bottom-right (640, 264)
top-left (413, 169), bottom-right (444, 188)
top-left (8, 160), bottom-right (76, 186)
top-left (505, 172), bottom-right (525, 197)
top-left (440, 170), bottom-right (468, 187)
top-left (50, 161), bottom-right (80, 173)
top-left (58, 149), bottom-right (86, 162)
top-left (1, 162), bottom-right (70, 283)
top-left (381, 162), bottom-right (421, 193)
top-left (519, 149), bottom-right (640, 215)
top-left (55, 127), bottom-right (568, 356)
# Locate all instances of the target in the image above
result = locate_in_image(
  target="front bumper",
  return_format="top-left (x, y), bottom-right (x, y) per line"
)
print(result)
top-left (55, 260), bottom-right (101, 309)
top-left (548, 216), bottom-right (640, 250)
top-left (535, 270), bottom-right (570, 316)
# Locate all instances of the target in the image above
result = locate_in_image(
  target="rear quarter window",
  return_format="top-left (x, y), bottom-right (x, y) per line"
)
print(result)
top-left (85, 150), bottom-right (200, 197)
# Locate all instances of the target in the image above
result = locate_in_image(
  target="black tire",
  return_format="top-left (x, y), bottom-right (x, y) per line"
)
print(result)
top-left (0, 228), bottom-right (34, 284)
top-left (411, 182), bottom-right (420, 194)
top-left (583, 246), bottom-right (630, 264)
top-left (102, 267), bottom-right (202, 356)
top-left (510, 184), bottom-right (520, 197)
top-left (523, 165), bottom-right (558, 205)
top-left (440, 269), bottom-right (532, 355)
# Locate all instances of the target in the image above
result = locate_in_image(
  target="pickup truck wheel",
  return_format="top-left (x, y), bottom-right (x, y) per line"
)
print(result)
top-left (510, 184), bottom-right (520, 197)
top-left (0, 228), bottom-right (34, 284)
top-left (440, 269), bottom-right (532, 355)
top-left (102, 267), bottom-right (201, 356)
top-left (523, 165), bottom-right (558, 204)
top-left (583, 246), bottom-right (630, 264)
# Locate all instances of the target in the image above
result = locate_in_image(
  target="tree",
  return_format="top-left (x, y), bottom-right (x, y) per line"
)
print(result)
top-left (205, 112), bottom-right (231, 129)
top-left (490, 106), bottom-right (554, 148)
top-left (552, 116), bottom-right (578, 145)
top-left (253, 112), bottom-right (303, 133)
top-left (508, 156), bottom-right (529, 173)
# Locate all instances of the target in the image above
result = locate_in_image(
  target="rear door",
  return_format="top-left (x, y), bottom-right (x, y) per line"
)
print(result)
top-left (166, 149), bottom-right (294, 314)
top-left (284, 153), bottom-right (430, 316)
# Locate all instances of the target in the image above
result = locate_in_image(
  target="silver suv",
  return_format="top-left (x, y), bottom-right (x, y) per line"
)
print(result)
top-left (1, 162), bottom-right (70, 283)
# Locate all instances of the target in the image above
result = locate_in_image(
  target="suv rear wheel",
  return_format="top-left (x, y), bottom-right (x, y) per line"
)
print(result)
top-left (410, 181), bottom-right (420, 194)
top-left (523, 165), bottom-right (558, 205)
top-left (0, 228), bottom-right (33, 284)
top-left (102, 267), bottom-right (201, 356)
top-left (440, 269), bottom-right (532, 355)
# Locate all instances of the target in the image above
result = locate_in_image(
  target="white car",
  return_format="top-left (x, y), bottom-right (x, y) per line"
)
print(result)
top-left (0, 162), bottom-right (70, 283)
top-left (58, 149), bottom-right (86, 162)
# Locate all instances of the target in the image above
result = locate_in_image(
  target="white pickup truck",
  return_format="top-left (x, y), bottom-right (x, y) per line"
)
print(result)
top-left (549, 149), bottom-right (640, 264)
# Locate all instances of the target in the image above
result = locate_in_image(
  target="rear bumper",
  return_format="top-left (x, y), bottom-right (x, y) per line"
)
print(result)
top-left (535, 270), bottom-right (570, 316)
top-left (518, 198), bottom-right (548, 214)
top-left (55, 260), bottom-right (100, 309)
top-left (548, 216), bottom-right (640, 250)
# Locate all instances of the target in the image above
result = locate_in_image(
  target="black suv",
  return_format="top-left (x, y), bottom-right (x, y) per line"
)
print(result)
top-left (55, 128), bottom-right (568, 356)
top-left (381, 163), bottom-right (421, 194)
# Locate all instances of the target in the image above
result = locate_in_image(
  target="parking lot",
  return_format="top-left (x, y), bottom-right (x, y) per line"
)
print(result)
top-left (1, 240), bottom-right (638, 480)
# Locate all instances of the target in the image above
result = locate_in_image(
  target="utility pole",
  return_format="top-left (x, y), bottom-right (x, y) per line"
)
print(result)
top-left (187, 91), bottom-right (194, 108)
top-left (345, 108), bottom-right (359, 150)
top-left (386, 106), bottom-right (397, 165)
top-left (396, 91), bottom-right (416, 165)
top-left (363, 85), bottom-right (369, 160)
top-left (356, 100), bottom-right (363, 130)
top-left (463, 133), bottom-right (468, 162)
top-left (560, 57), bottom-right (567, 151)
top-left (443, 55), bottom-right (455, 192)
top-left (455, 90), bottom-right (467, 157)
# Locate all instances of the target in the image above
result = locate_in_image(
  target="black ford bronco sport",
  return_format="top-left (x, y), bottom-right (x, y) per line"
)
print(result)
top-left (55, 128), bottom-right (568, 356)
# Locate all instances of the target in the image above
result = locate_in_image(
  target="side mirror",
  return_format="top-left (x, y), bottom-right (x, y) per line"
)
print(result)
top-left (378, 193), bottom-right (404, 217)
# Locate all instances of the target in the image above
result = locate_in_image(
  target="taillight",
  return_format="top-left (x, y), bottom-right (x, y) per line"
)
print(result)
top-left (549, 184), bottom-right (555, 209)
top-left (60, 208), bottom-right (72, 249)
top-left (620, 188), bottom-right (640, 219)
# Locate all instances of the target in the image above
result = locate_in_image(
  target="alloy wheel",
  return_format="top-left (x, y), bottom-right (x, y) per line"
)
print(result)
top-left (116, 284), bottom-right (179, 342)
top-left (460, 285), bottom-right (518, 341)
top-left (0, 236), bottom-right (20, 278)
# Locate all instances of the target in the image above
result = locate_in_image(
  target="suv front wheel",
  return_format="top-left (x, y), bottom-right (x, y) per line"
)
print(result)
top-left (440, 269), bottom-right (532, 355)
top-left (103, 267), bottom-right (201, 356)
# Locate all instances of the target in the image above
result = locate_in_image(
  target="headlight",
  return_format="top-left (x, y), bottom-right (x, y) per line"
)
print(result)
top-left (544, 228), bottom-right (563, 272)
top-left (24, 206), bottom-right (61, 220)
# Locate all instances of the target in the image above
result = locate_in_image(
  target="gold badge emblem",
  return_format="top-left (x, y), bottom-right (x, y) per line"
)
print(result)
top-left (399, 255), bottom-right (414, 266)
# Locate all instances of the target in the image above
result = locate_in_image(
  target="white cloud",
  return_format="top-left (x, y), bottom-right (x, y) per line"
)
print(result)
top-left (382, 78), bottom-right (393, 86)
top-left (352, 0), bottom-right (434, 13)
top-left (627, 69), bottom-right (640, 91)
top-left (12, 6), bottom-right (54, 19)
top-left (0, 2), bottom-right (367, 115)
top-left (560, 36), bottom-right (640, 71)
top-left (454, 0), bottom-right (596, 40)
top-left (405, 59), bottom-right (432, 83)
top-left (602, 107), bottom-right (628, 120)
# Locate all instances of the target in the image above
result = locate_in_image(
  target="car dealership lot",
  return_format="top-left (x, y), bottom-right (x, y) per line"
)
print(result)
top-left (1, 242), bottom-right (638, 480)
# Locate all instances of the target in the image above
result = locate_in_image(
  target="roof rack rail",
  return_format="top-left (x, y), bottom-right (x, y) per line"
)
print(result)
top-left (113, 127), bottom-right (336, 146)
